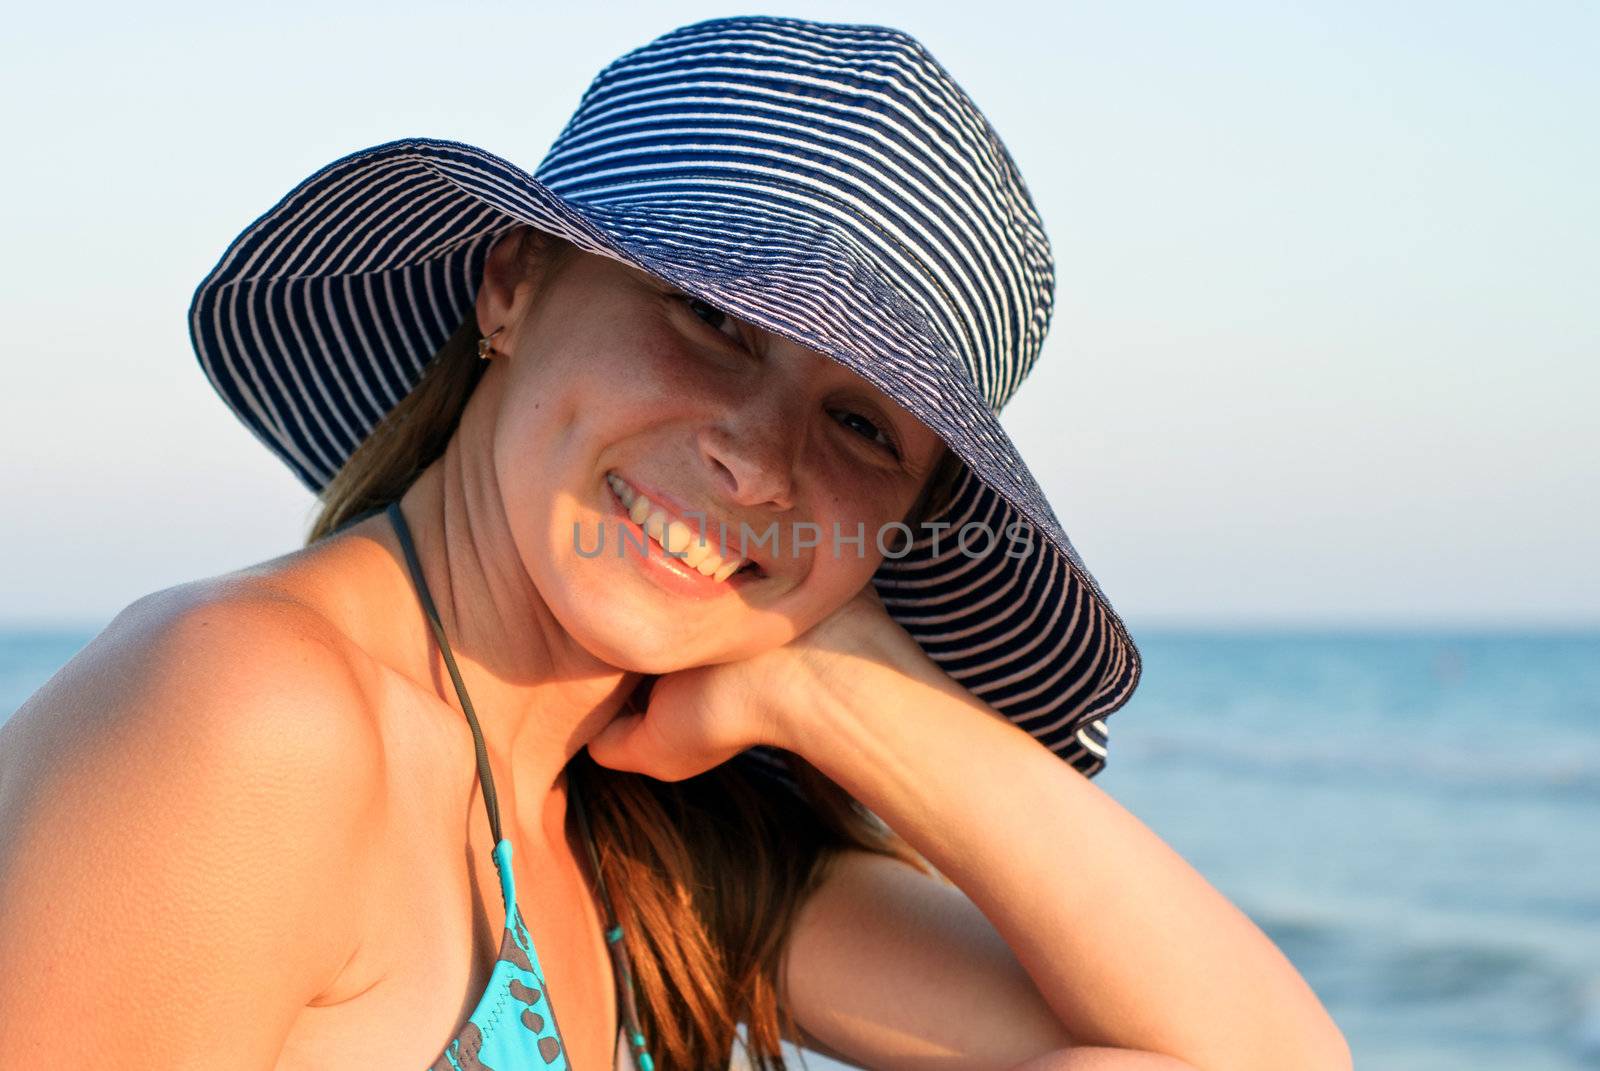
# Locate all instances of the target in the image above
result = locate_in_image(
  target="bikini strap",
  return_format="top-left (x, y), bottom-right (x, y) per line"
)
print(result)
top-left (386, 499), bottom-right (654, 1069)
top-left (385, 501), bottom-right (505, 847)
top-left (570, 767), bottom-right (654, 1070)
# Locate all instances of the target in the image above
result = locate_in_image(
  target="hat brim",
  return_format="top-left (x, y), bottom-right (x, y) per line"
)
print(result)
top-left (188, 136), bottom-right (1141, 778)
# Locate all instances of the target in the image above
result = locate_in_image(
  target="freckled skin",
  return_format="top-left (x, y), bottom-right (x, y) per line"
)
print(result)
top-left (414, 234), bottom-right (949, 1070)
top-left (480, 238), bottom-right (948, 678)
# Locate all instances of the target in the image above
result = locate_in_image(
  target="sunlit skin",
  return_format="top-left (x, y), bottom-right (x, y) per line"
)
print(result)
top-left (0, 226), bottom-right (1350, 1071)
top-left (487, 231), bottom-right (946, 672)
top-left (370, 226), bottom-right (947, 841)
top-left (340, 230), bottom-right (1350, 1062)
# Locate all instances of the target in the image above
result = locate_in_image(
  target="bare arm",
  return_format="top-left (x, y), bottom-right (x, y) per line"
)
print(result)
top-left (1008, 1050), bottom-right (1200, 1070)
top-left (780, 848), bottom-right (1202, 1071)
top-left (770, 632), bottom-right (1352, 1071)
top-left (0, 588), bottom-right (383, 1069)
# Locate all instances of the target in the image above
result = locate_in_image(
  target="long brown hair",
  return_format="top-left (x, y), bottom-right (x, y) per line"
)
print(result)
top-left (310, 226), bottom-right (967, 1069)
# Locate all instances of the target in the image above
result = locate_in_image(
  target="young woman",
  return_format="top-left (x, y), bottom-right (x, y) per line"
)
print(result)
top-left (0, 16), bottom-right (1350, 1071)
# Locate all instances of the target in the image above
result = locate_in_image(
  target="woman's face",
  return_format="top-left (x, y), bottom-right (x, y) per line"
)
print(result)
top-left (480, 234), bottom-right (945, 673)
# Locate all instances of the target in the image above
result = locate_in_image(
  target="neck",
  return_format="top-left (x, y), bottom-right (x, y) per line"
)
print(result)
top-left (390, 449), bottom-right (641, 850)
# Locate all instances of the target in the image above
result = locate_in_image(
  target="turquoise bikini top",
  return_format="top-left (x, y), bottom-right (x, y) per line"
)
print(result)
top-left (386, 502), bottom-right (654, 1071)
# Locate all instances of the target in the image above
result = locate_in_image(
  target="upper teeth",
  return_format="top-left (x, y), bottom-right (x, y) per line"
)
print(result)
top-left (605, 473), bottom-right (749, 583)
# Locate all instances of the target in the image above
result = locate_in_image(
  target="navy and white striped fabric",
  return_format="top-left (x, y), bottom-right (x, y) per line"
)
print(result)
top-left (188, 15), bottom-right (1141, 778)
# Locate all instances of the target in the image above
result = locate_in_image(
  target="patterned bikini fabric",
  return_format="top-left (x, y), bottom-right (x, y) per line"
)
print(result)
top-left (428, 840), bottom-right (574, 1070)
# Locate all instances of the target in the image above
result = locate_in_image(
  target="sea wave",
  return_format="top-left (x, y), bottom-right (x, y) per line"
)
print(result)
top-left (1117, 731), bottom-right (1600, 799)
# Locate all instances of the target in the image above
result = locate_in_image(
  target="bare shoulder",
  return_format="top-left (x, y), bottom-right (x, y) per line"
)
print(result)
top-left (1, 576), bottom-right (384, 807)
top-left (0, 578), bottom-right (386, 1065)
top-left (778, 847), bottom-right (1075, 1071)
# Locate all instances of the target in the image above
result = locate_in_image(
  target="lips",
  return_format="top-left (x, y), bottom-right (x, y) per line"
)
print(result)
top-left (603, 471), bottom-right (764, 584)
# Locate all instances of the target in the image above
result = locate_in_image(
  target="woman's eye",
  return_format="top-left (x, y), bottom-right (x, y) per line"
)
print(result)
top-left (672, 290), bottom-right (898, 459)
top-left (832, 409), bottom-right (900, 457)
top-left (679, 293), bottom-right (741, 342)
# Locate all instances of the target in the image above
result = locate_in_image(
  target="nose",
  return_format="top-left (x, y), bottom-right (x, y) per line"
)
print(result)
top-left (698, 386), bottom-right (803, 513)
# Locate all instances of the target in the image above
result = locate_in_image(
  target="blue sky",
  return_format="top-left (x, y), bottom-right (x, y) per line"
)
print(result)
top-left (1, 0), bottom-right (1595, 626)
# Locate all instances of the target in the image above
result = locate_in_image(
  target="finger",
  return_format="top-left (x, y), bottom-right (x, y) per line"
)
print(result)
top-left (586, 711), bottom-right (654, 775)
top-left (588, 710), bottom-right (705, 781)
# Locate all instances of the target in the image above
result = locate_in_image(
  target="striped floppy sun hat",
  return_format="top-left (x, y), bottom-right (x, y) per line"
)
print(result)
top-left (188, 14), bottom-right (1142, 778)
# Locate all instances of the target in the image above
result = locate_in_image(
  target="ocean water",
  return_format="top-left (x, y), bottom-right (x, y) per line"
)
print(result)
top-left (1090, 630), bottom-right (1600, 1071)
top-left (4, 626), bottom-right (1597, 1070)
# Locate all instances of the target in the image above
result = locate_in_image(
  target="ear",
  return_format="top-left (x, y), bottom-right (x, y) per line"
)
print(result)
top-left (474, 227), bottom-right (531, 341)
top-left (478, 226), bottom-right (570, 341)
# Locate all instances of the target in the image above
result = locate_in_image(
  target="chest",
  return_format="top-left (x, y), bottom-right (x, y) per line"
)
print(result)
top-left (271, 700), bottom-right (625, 1069)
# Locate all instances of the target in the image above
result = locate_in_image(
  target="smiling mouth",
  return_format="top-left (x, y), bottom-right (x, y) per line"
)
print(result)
top-left (603, 472), bottom-right (764, 584)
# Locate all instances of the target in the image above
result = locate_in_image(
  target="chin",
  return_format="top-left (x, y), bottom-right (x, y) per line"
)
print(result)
top-left (560, 616), bottom-right (703, 675)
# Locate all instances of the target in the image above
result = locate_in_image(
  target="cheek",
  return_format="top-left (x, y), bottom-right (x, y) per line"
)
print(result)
top-left (560, 332), bottom-right (719, 443)
top-left (799, 490), bottom-right (897, 596)
top-left (635, 343), bottom-right (729, 407)
top-left (589, 314), bottom-right (710, 390)
top-left (818, 477), bottom-right (912, 554)
top-left (491, 390), bottom-right (563, 530)
top-left (487, 367), bottom-right (598, 605)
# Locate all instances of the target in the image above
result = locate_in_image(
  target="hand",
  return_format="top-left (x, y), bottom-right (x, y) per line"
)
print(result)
top-left (584, 580), bottom-right (927, 781)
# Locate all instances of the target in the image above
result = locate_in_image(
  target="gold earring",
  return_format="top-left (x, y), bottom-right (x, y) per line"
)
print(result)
top-left (478, 326), bottom-right (505, 361)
